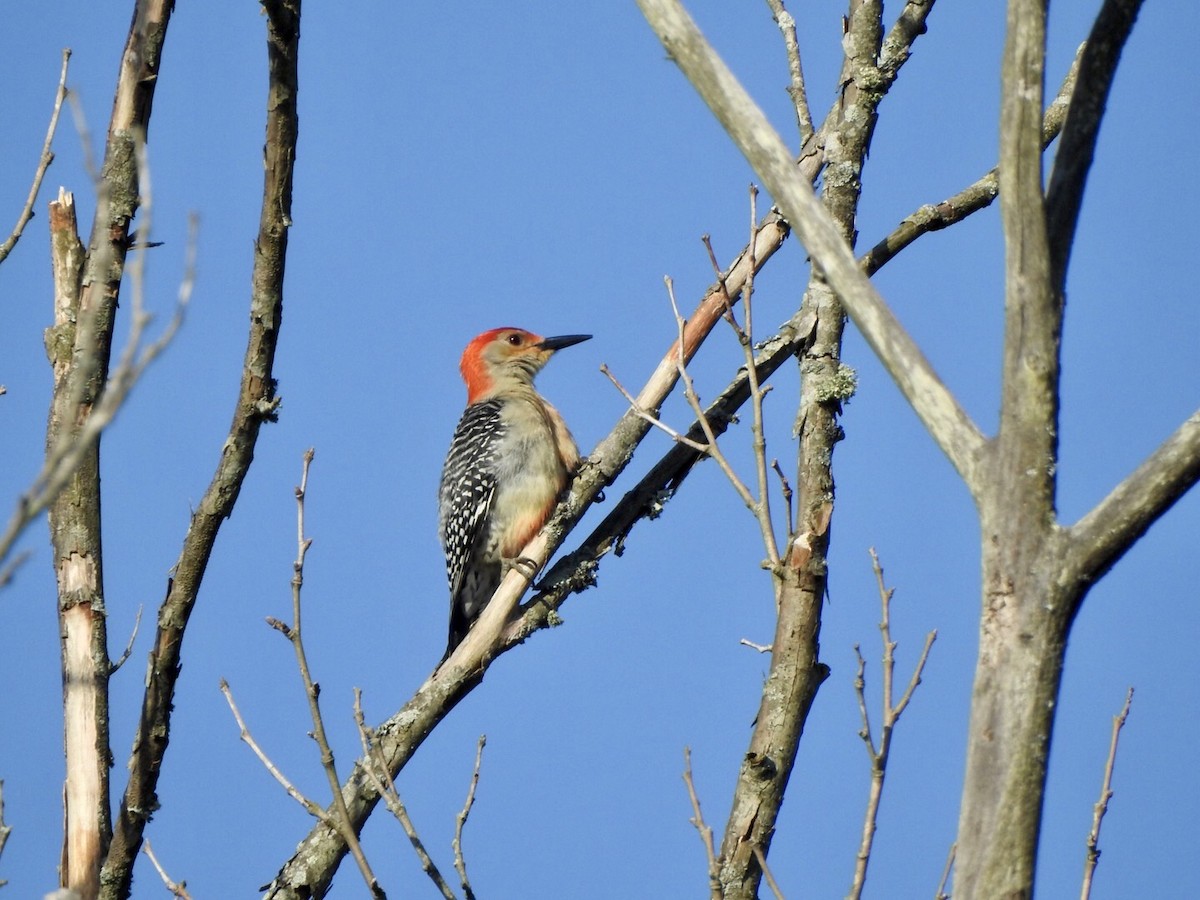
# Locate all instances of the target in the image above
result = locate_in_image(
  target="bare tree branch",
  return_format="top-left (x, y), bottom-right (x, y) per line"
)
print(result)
top-left (1046, 0), bottom-right (1144, 289)
top-left (221, 679), bottom-right (341, 819)
top-left (683, 748), bottom-right (720, 900)
top-left (0, 780), bottom-right (11, 887)
top-left (1080, 687), bottom-right (1133, 900)
top-left (935, 844), bottom-right (956, 900)
top-left (878, 0), bottom-right (936, 80)
top-left (764, 0), bottom-right (812, 144)
top-left (273, 450), bottom-right (384, 897)
top-left (1065, 410), bottom-right (1200, 585)
top-left (0, 194), bottom-right (191, 584)
top-left (848, 550), bottom-right (936, 900)
top-left (0, 48), bottom-right (70, 266)
top-left (141, 840), bottom-right (192, 900)
top-left (753, 845), bottom-right (786, 900)
top-left (453, 736), bottom-right (486, 900)
top-left (352, 692), bottom-right (457, 900)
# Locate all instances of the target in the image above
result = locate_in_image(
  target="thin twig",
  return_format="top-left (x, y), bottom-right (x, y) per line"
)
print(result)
top-left (764, 0), bottom-right (813, 144)
top-left (935, 843), bottom-right (956, 900)
top-left (353, 691), bottom-right (456, 900)
top-left (738, 186), bottom-right (781, 566)
top-left (683, 748), bottom-right (721, 900)
top-left (0, 781), bottom-right (11, 886)
top-left (109, 604), bottom-right (144, 673)
top-left (1080, 687), bottom-right (1134, 900)
top-left (770, 459), bottom-right (794, 538)
top-left (701, 201), bottom-right (782, 566)
top-left (739, 638), bottom-right (772, 653)
top-left (753, 844), bottom-right (786, 900)
top-left (282, 450), bottom-right (386, 898)
top-left (601, 363), bottom-right (709, 453)
top-left (220, 678), bottom-right (329, 819)
top-left (453, 735), bottom-right (487, 900)
top-left (848, 550), bottom-right (937, 900)
top-left (142, 839), bottom-right (193, 899)
top-left (0, 48), bottom-right (70, 265)
top-left (666, 277), bottom-right (758, 514)
top-left (66, 90), bottom-right (100, 184)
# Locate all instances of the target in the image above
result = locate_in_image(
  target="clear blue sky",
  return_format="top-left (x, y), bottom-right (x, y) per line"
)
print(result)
top-left (1, 2), bottom-right (1197, 898)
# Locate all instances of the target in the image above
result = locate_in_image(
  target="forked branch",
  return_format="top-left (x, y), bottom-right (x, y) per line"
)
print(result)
top-left (848, 550), bottom-right (936, 900)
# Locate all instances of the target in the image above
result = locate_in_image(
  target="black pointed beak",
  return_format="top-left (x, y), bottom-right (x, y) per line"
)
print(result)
top-left (538, 334), bottom-right (592, 352)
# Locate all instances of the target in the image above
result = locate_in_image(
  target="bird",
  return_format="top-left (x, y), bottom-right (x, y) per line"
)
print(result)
top-left (438, 327), bottom-right (591, 659)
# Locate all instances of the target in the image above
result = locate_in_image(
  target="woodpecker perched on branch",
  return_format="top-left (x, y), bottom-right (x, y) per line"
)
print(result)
top-left (438, 327), bottom-right (591, 658)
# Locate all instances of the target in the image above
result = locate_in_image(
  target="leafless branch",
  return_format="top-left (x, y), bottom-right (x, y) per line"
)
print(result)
top-left (353, 692), bottom-right (455, 900)
top-left (0, 48), bottom-right (70, 265)
top-left (739, 638), bottom-right (772, 654)
top-left (683, 748), bottom-right (720, 900)
top-left (935, 843), bottom-right (956, 900)
top-left (453, 735), bottom-right (487, 900)
top-left (764, 0), bottom-right (812, 145)
top-left (1046, 0), bottom-right (1144, 288)
top-left (1066, 410), bottom-right (1200, 587)
top-left (109, 605), bottom-right (144, 674)
top-left (0, 781), bottom-right (10, 886)
top-left (141, 839), bottom-right (193, 900)
top-left (601, 363), bottom-right (709, 453)
top-left (1080, 687), bottom-right (1134, 900)
top-left (723, 186), bottom-right (781, 567)
top-left (848, 550), bottom-right (936, 900)
top-left (220, 679), bottom-right (327, 819)
top-left (770, 460), bottom-right (793, 537)
top-left (753, 845), bottom-right (785, 900)
top-left (666, 277), bottom-right (763, 531)
top-left (272, 450), bottom-right (384, 897)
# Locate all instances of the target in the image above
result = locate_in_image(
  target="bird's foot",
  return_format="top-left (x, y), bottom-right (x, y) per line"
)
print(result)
top-left (502, 555), bottom-right (540, 581)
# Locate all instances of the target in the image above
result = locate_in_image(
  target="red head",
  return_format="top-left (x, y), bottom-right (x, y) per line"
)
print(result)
top-left (459, 328), bottom-right (591, 404)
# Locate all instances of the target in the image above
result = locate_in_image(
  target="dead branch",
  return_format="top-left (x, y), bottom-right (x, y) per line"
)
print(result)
top-left (141, 840), bottom-right (193, 900)
top-left (683, 748), bottom-right (720, 899)
top-left (0, 48), bottom-right (70, 265)
top-left (0, 780), bottom-right (10, 887)
top-left (453, 736), bottom-right (486, 900)
top-left (353, 692), bottom-right (456, 900)
top-left (275, 450), bottom-right (384, 896)
top-left (1080, 687), bottom-right (1134, 900)
top-left (847, 550), bottom-right (936, 900)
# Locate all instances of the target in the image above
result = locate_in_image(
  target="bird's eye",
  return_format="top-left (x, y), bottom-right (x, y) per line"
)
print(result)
top-left (506, 333), bottom-right (523, 346)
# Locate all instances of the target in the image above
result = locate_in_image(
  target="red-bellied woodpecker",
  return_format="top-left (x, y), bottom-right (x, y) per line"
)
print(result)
top-left (438, 327), bottom-right (591, 658)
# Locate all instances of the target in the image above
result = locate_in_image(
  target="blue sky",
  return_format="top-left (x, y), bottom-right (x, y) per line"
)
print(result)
top-left (1, 2), bottom-right (1197, 898)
